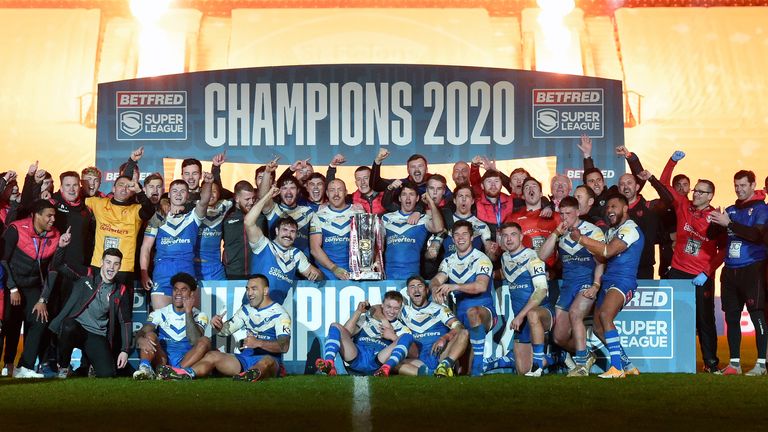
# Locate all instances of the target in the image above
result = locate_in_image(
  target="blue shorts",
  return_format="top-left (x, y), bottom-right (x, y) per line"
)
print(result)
top-left (457, 304), bottom-right (497, 330)
top-left (234, 351), bottom-right (279, 373)
top-left (194, 260), bottom-right (226, 281)
top-left (162, 341), bottom-right (190, 368)
top-left (556, 280), bottom-right (593, 311)
top-left (152, 258), bottom-right (196, 296)
top-left (596, 278), bottom-right (636, 308)
top-left (414, 337), bottom-right (442, 370)
top-left (512, 306), bottom-right (553, 344)
top-left (346, 344), bottom-right (381, 375)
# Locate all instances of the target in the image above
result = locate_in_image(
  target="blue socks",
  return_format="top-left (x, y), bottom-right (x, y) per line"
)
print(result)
top-left (324, 326), bottom-right (342, 361)
top-left (140, 359), bottom-right (151, 369)
top-left (574, 349), bottom-right (588, 366)
top-left (484, 355), bottom-right (516, 371)
top-left (604, 329), bottom-right (624, 370)
top-left (384, 334), bottom-right (414, 368)
top-left (469, 325), bottom-right (487, 376)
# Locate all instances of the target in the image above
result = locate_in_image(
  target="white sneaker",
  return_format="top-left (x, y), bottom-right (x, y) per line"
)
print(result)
top-left (13, 366), bottom-right (44, 379)
top-left (1, 365), bottom-right (11, 377)
top-left (745, 364), bottom-right (767, 376)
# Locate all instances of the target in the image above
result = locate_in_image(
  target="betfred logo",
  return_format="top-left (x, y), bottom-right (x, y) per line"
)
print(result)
top-left (116, 91), bottom-right (187, 141)
top-left (532, 88), bottom-right (604, 139)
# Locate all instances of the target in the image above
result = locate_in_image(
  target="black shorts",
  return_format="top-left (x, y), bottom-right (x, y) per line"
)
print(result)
top-left (720, 261), bottom-right (766, 314)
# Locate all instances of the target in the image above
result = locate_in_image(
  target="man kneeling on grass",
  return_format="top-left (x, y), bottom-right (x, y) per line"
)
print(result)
top-left (158, 274), bottom-right (290, 382)
top-left (133, 272), bottom-right (210, 380)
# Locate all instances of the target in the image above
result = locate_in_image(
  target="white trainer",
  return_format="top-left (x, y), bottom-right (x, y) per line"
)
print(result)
top-left (13, 366), bottom-right (44, 379)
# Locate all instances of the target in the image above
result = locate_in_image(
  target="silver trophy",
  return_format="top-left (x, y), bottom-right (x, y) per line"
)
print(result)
top-left (349, 213), bottom-right (384, 280)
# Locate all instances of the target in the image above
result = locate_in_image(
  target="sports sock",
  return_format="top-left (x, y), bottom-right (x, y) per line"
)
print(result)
top-left (574, 349), bottom-right (588, 366)
top-left (384, 334), bottom-right (414, 368)
top-left (139, 359), bottom-right (151, 369)
top-left (417, 365), bottom-right (430, 376)
top-left (532, 344), bottom-right (545, 368)
top-left (603, 329), bottom-right (623, 370)
top-left (469, 325), bottom-right (487, 376)
top-left (441, 357), bottom-right (456, 368)
top-left (484, 355), bottom-right (516, 371)
top-left (618, 345), bottom-right (634, 370)
top-left (730, 358), bottom-right (741, 368)
top-left (324, 326), bottom-right (342, 361)
top-left (183, 367), bottom-right (196, 378)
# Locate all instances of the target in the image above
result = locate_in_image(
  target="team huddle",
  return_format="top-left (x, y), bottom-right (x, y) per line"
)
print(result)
top-left (0, 134), bottom-right (766, 380)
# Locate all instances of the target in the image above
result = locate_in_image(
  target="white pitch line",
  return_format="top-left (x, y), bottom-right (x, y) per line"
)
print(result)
top-left (352, 376), bottom-right (372, 432)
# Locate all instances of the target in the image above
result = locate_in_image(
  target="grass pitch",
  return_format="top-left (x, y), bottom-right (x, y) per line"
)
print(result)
top-left (1, 374), bottom-right (766, 432)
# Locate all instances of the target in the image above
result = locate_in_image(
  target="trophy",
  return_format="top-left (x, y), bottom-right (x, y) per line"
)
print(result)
top-left (349, 213), bottom-right (384, 280)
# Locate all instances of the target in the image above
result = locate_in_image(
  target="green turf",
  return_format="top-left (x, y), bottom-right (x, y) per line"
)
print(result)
top-left (1, 374), bottom-right (767, 431)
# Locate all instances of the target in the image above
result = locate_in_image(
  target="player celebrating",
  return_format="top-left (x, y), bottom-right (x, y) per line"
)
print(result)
top-left (140, 173), bottom-right (213, 310)
top-left (310, 179), bottom-right (365, 280)
top-left (259, 158), bottom-right (315, 257)
top-left (429, 221), bottom-right (494, 376)
top-left (399, 276), bottom-right (468, 377)
top-left (158, 274), bottom-right (290, 382)
top-left (316, 291), bottom-right (414, 377)
top-left (537, 196), bottom-right (605, 376)
top-left (195, 181), bottom-right (234, 281)
top-left (382, 181), bottom-right (444, 280)
top-left (245, 186), bottom-right (321, 305)
top-left (498, 222), bottom-right (553, 376)
top-left (132, 272), bottom-right (210, 380)
top-left (570, 194), bottom-right (644, 379)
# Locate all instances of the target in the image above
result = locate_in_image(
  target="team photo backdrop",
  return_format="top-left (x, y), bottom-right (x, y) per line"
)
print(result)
top-left (96, 64), bottom-right (626, 184)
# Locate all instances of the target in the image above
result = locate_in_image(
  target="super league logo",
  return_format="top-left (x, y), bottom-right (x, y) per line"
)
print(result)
top-left (535, 109), bottom-right (559, 134)
top-left (119, 111), bottom-right (143, 136)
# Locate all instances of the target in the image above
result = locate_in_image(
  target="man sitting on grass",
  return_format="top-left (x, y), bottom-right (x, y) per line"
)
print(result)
top-left (316, 291), bottom-right (414, 377)
top-left (158, 274), bottom-right (290, 382)
top-left (132, 272), bottom-right (210, 380)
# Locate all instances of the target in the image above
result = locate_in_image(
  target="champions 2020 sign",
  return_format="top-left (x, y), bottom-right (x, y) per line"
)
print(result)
top-left (96, 64), bottom-right (626, 180)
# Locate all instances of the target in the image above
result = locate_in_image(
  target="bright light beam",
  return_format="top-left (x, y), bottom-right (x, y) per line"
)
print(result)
top-left (535, 0), bottom-right (582, 75)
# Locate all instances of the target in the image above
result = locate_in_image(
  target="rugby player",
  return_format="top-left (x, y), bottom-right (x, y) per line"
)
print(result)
top-left (382, 181), bottom-right (444, 280)
top-left (538, 197), bottom-right (605, 377)
top-left (429, 221), bottom-right (494, 376)
top-left (499, 222), bottom-right (553, 376)
top-left (399, 276), bottom-right (468, 377)
top-left (310, 179), bottom-right (365, 280)
top-left (245, 186), bottom-right (321, 305)
top-left (259, 158), bottom-right (315, 257)
top-left (159, 274), bottom-right (289, 382)
top-left (133, 272), bottom-right (209, 380)
top-left (569, 194), bottom-right (644, 378)
top-left (140, 173), bottom-right (213, 310)
top-left (316, 291), bottom-right (414, 377)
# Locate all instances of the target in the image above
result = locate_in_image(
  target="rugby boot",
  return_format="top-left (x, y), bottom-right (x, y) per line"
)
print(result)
top-left (433, 362), bottom-right (454, 378)
top-left (374, 364), bottom-right (391, 377)
top-left (598, 366), bottom-right (626, 379)
top-left (566, 365), bottom-right (589, 377)
top-left (233, 369), bottom-right (263, 382)
top-left (315, 359), bottom-right (337, 376)
top-left (156, 365), bottom-right (192, 380)
top-left (624, 366), bottom-right (641, 376)
top-left (132, 364), bottom-right (156, 380)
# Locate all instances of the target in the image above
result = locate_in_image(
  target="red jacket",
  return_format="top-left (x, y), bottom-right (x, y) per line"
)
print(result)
top-left (352, 190), bottom-right (386, 216)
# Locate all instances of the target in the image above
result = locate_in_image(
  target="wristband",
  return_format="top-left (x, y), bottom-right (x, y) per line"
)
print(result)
top-left (10, 288), bottom-right (18, 293)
